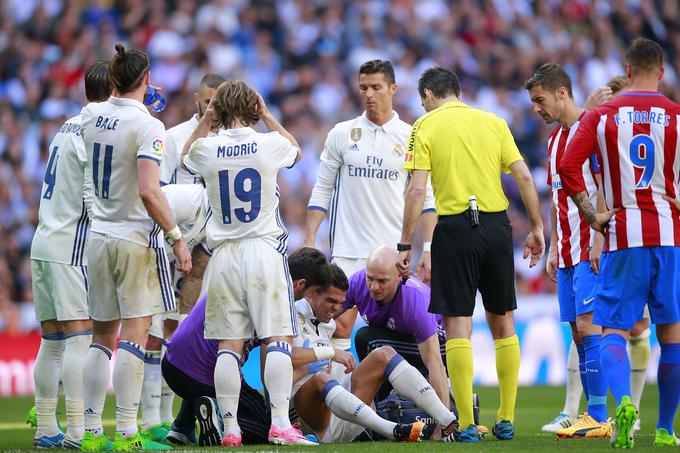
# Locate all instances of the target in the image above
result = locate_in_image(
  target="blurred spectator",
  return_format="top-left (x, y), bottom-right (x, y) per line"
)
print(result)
top-left (1, 0), bottom-right (679, 332)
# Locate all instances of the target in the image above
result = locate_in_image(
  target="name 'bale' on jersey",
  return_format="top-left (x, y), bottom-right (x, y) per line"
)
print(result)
top-left (31, 113), bottom-right (93, 266)
top-left (183, 127), bottom-right (298, 253)
top-left (80, 97), bottom-right (166, 248)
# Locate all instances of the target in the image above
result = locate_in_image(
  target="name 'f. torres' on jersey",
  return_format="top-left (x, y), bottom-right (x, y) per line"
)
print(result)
top-left (561, 92), bottom-right (680, 251)
top-left (547, 116), bottom-right (599, 268)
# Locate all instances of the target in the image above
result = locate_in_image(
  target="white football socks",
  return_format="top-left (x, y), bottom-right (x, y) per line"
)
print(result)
top-left (323, 380), bottom-right (397, 439)
top-left (83, 344), bottom-right (112, 436)
top-left (264, 342), bottom-right (294, 430)
top-left (114, 341), bottom-right (145, 437)
top-left (61, 333), bottom-right (91, 441)
top-left (141, 349), bottom-right (162, 429)
top-left (386, 355), bottom-right (456, 427)
top-left (629, 328), bottom-right (651, 408)
top-left (214, 350), bottom-right (242, 437)
top-left (159, 344), bottom-right (175, 424)
top-left (563, 341), bottom-right (582, 417)
top-left (34, 335), bottom-right (65, 437)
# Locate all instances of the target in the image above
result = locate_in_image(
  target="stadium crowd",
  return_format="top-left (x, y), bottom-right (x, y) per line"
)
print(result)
top-left (1, 0), bottom-right (680, 333)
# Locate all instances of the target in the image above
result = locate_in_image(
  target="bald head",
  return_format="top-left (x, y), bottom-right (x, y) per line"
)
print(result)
top-left (365, 246), bottom-right (400, 304)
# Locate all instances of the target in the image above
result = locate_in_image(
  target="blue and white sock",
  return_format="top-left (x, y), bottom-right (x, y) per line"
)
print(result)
top-left (114, 341), bottom-right (145, 437)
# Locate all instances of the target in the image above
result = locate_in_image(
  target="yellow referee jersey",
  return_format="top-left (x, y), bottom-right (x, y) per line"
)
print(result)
top-left (404, 101), bottom-right (523, 215)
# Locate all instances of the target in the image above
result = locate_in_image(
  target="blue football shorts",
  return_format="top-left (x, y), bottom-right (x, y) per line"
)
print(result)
top-left (557, 261), bottom-right (598, 323)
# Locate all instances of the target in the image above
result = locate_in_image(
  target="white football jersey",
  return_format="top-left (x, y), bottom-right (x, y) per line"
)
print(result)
top-left (308, 112), bottom-right (435, 259)
top-left (81, 97), bottom-right (166, 247)
top-left (291, 298), bottom-right (336, 397)
top-left (161, 114), bottom-right (203, 185)
top-left (31, 114), bottom-right (94, 265)
top-left (158, 184), bottom-right (209, 261)
top-left (183, 127), bottom-right (298, 253)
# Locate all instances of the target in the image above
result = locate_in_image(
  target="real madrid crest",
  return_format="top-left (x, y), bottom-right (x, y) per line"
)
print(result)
top-left (392, 144), bottom-right (404, 157)
top-left (351, 128), bottom-right (362, 142)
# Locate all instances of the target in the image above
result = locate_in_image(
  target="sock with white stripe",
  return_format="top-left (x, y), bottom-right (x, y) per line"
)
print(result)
top-left (61, 331), bottom-right (92, 441)
top-left (265, 341), bottom-right (294, 430)
top-left (385, 354), bottom-right (456, 428)
top-left (159, 343), bottom-right (175, 424)
top-left (34, 334), bottom-right (65, 437)
top-left (114, 341), bottom-right (146, 437)
top-left (323, 380), bottom-right (397, 439)
top-left (141, 349), bottom-right (162, 430)
top-left (215, 350), bottom-right (242, 437)
top-left (83, 344), bottom-right (112, 436)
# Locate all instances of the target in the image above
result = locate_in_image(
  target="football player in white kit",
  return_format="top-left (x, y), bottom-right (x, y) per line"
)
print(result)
top-left (29, 61), bottom-right (111, 449)
top-left (140, 74), bottom-right (226, 440)
top-left (80, 44), bottom-right (191, 451)
top-left (181, 80), bottom-right (312, 446)
top-left (303, 60), bottom-right (436, 361)
top-left (291, 264), bottom-right (459, 443)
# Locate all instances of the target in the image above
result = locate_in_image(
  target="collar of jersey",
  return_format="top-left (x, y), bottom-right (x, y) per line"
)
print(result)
top-left (295, 298), bottom-right (320, 323)
top-left (223, 126), bottom-right (255, 135)
top-left (107, 96), bottom-right (149, 114)
top-left (361, 110), bottom-right (400, 133)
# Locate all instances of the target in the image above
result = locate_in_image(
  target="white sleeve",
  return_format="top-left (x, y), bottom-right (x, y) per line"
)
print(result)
top-left (183, 140), bottom-right (203, 175)
top-left (76, 135), bottom-right (96, 219)
top-left (160, 130), bottom-right (180, 184)
top-left (136, 118), bottom-right (166, 163)
top-left (268, 132), bottom-right (299, 170)
top-left (423, 175), bottom-right (435, 213)
top-left (307, 127), bottom-right (343, 212)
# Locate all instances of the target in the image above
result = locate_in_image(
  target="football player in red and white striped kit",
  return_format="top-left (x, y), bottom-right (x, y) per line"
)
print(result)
top-left (559, 37), bottom-right (680, 448)
top-left (525, 64), bottom-right (610, 439)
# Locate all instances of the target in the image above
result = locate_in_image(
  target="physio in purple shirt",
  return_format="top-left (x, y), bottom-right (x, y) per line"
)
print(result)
top-left (333, 245), bottom-right (449, 406)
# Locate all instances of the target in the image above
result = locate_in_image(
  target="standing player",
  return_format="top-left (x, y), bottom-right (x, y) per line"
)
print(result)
top-left (181, 80), bottom-right (312, 446)
top-left (80, 44), bottom-right (191, 451)
top-left (29, 61), bottom-right (111, 449)
top-left (140, 74), bottom-right (227, 439)
top-left (558, 37), bottom-right (680, 448)
top-left (524, 64), bottom-right (610, 438)
top-left (303, 60), bottom-right (436, 359)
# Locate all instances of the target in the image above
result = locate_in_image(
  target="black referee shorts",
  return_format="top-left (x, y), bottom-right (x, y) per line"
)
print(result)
top-left (430, 210), bottom-right (517, 317)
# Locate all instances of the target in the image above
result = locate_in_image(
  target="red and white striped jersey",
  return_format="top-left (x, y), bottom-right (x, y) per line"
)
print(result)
top-left (560, 91), bottom-right (680, 251)
top-left (547, 117), bottom-right (599, 268)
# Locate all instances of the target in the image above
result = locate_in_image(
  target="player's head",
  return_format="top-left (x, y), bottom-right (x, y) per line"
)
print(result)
top-left (624, 37), bottom-right (664, 82)
top-left (195, 73), bottom-right (226, 119)
top-left (417, 67), bottom-right (461, 112)
top-left (109, 43), bottom-right (150, 95)
top-left (84, 60), bottom-right (113, 102)
top-left (607, 75), bottom-right (629, 96)
top-left (288, 247), bottom-right (330, 300)
top-left (365, 245), bottom-right (401, 304)
top-left (308, 263), bottom-right (348, 323)
top-left (524, 63), bottom-right (574, 124)
top-left (212, 80), bottom-right (259, 129)
top-left (358, 60), bottom-right (397, 118)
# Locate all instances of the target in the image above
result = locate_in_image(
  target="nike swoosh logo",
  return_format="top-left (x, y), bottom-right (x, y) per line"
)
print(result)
top-left (583, 297), bottom-right (595, 305)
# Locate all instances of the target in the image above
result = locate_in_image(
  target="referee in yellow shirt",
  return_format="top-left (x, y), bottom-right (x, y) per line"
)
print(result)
top-left (397, 67), bottom-right (545, 442)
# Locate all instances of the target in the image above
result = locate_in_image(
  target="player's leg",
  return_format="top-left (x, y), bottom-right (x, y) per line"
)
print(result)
top-left (140, 321), bottom-right (164, 440)
top-left (61, 319), bottom-right (92, 445)
top-left (159, 317), bottom-right (181, 429)
top-left (214, 340), bottom-right (244, 445)
top-left (629, 315), bottom-right (650, 422)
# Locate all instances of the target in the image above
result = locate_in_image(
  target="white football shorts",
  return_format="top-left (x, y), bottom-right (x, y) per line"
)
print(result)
top-left (31, 259), bottom-right (89, 322)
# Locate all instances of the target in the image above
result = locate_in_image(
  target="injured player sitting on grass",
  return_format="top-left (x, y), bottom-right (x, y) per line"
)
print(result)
top-left (290, 263), bottom-right (459, 443)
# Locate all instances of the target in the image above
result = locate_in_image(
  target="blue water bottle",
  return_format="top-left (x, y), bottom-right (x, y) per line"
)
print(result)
top-left (143, 86), bottom-right (166, 112)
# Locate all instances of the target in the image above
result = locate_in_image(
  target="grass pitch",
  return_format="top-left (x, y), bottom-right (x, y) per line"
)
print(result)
top-left (0, 385), bottom-right (673, 452)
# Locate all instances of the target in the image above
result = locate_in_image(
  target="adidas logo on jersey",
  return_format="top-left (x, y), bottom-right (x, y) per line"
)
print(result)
top-left (348, 143), bottom-right (359, 151)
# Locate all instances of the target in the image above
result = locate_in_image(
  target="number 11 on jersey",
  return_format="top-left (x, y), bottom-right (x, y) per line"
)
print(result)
top-left (92, 142), bottom-right (113, 199)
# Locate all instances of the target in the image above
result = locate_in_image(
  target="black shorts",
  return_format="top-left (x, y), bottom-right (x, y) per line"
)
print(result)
top-left (430, 211), bottom-right (516, 317)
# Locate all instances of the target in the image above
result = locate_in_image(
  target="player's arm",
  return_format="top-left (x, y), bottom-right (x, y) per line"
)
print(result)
top-left (590, 174), bottom-right (606, 275)
top-left (304, 128), bottom-right (343, 247)
top-left (291, 346), bottom-right (356, 371)
top-left (180, 112), bottom-right (213, 172)
top-left (418, 333), bottom-right (449, 408)
top-left (75, 134), bottom-right (95, 218)
top-left (415, 207), bottom-right (436, 283)
top-left (546, 203), bottom-right (558, 283)
top-left (397, 169), bottom-right (428, 276)
top-left (257, 94), bottom-right (302, 164)
top-left (508, 159), bottom-right (545, 267)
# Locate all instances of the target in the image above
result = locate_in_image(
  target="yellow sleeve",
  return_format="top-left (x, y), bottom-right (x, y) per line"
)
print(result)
top-left (499, 119), bottom-right (523, 174)
top-left (404, 119), bottom-right (431, 171)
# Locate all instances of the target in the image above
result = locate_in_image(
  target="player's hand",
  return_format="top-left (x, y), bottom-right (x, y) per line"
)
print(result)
top-left (256, 93), bottom-right (272, 119)
top-left (589, 232), bottom-right (604, 275)
top-left (415, 252), bottom-right (431, 284)
top-left (333, 349), bottom-right (356, 373)
top-left (545, 246), bottom-right (557, 283)
top-left (590, 208), bottom-right (619, 234)
top-left (203, 95), bottom-right (220, 131)
top-left (173, 238), bottom-right (192, 274)
top-left (663, 195), bottom-right (680, 211)
top-left (524, 229), bottom-right (545, 268)
top-left (396, 250), bottom-right (413, 278)
top-left (584, 86), bottom-right (613, 110)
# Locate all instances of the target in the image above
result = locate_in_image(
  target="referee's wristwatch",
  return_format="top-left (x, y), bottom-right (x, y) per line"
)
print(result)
top-left (397, 243), bottom-right (412, 252)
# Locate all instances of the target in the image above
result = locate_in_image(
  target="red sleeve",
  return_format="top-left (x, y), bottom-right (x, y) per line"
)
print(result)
top-left (557, 109), bottom-right (600, 196)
